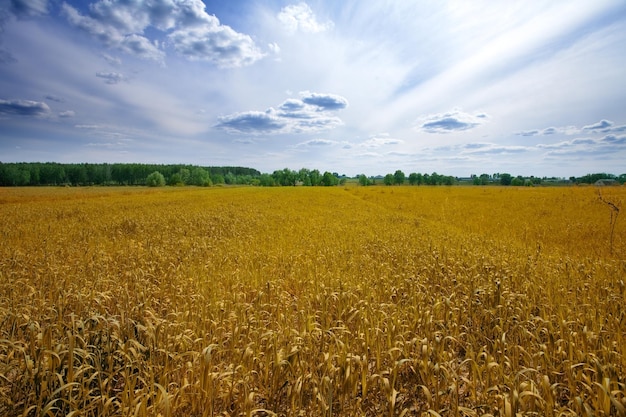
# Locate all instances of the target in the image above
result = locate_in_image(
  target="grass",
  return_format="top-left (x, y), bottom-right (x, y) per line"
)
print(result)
top-left (0, 185), bottom-right (624, 416)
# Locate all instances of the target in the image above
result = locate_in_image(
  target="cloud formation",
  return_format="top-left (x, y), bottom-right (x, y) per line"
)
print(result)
top-left (301, 92), bottom-right (348, 111)
top-left (0, 99), bottom-right (50, 116)
top-left (418, 110), bottom-right (488, 133)
top-left (583, 119), bottom-right (612, 131)
top-left (538, 134), bottom-right (626, 154)
top-left (278, 3), bottom-right (333, 34)
top-left (516, 120), bottom-right (626, 137)
top-left (96, 71), bottom-right (125, 84)
top-left (216, 92), bottom-right (348, 135)
top-left (61, 0), bottom-right (264, 67)
top-left (360, 134), bottom-right (404, 148)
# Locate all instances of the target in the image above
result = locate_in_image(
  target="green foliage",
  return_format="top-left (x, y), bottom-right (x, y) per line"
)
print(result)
top-left (321, 171), bottom-right (339, 186)
top-left (393, 170), bottom-right (405, 185)
top-left (190, 168), bottom-right (212, 186)
top-left (408, 172), bottom-right (422, 185)
top-left (383, 174), bottom-right (394, 185)
top-left (500, 173), bottom-right (513, 186)
top-left (169, 173), bottom-right (184, 186)
top-left (146, 171), bottom-right (166, 187)
top-left (0, 163), bottom-right (259, 186)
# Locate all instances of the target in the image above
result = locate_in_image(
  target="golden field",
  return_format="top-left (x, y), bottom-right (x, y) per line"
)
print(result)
top-left (0, 185), bottom-right (624, 416)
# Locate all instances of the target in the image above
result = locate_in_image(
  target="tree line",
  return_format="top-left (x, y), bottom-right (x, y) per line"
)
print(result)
top-left (0, 162), bottom-right (624, 187)
top-left (0, 162), bottom-right (260, 186)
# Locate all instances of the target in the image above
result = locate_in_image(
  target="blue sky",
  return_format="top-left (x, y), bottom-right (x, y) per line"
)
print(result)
top-left (1, 0), bottom-right (625, 177)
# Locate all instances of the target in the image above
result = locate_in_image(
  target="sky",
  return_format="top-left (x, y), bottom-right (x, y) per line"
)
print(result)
top-left (1, 0), bottom-right (625, 177)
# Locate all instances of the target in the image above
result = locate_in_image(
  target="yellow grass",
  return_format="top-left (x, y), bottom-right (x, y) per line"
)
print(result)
top-left (0, 185), bottom-right (624, 416)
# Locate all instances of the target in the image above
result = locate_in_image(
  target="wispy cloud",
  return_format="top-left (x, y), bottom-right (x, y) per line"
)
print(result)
top-left (516, 120), bottom-right (626, 137)
top-left (359, 134), bottom-right (404, 148)
top-left (297, 138), bottom-right (336, 147)
top-left (58, 110), bottom-right (75, 118)
top-left (539, 134), bottom-right (626, 156)
top-left (96, 71), bottom-right (125, 84)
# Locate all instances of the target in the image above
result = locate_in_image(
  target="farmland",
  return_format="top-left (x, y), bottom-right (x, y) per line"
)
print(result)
top-left (0, 185), bottom-right (625, 416)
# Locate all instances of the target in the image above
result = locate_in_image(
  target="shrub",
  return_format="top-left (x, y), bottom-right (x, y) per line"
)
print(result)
top-left (146, 171), bottom-right (165, 187)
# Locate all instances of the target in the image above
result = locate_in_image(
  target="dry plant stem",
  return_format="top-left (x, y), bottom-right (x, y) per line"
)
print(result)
top-left (596, 187), bottom-right (621, 255)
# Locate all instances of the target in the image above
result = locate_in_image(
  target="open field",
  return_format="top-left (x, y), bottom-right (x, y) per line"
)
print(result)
top-left (0, 185), bottom-right (625, 416)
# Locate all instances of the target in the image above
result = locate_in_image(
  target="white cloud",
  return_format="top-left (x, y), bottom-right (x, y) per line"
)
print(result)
top-left (169, 24), bottom-right (265, 67)
top-left (61, 0), bottom-right (264, 67)
top-left (297, 139), bottom-right (336, 147)
top-left (216, 92), bottom-right (348, 135)
top-left (417, 110), bottom-right (488, 133)
top-left (0, 99), bottom-right (50, 116)
top-left (96, 71), bottom-right (125, 84)
top-left (360, 134), bottom-right (404, 148)
top-left (278, 3), bottom-right (333, 34)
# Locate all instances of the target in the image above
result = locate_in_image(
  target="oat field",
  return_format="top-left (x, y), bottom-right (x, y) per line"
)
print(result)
top-left (0, 185), bottom-right (625, 416)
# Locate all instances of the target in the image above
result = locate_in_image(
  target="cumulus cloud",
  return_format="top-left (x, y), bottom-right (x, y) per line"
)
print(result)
top-left (583, 119), bottom-right (613, 131)
top-left (0, 98), bottom-right (50, 116)
top-left (169, 23), bottom-right (264, 67)
top-left (96, 71), bottom-right (125, 84)
top-left (61, 0), bottom-right (264, 67)
top-left (216, 91), bottom-right (348, 135)
top-left (278, 3), bottom-right (333, 34)
top-left (216, 110), bottom-right (287, 134)
top-left (418, 110), bottom-right (488, 133)
top-left (58, 110), bottom-right (75, 118)
top-left (300, 91), bottom-right (349, 111)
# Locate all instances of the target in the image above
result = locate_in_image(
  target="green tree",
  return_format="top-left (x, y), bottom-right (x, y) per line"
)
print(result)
top-left (146, 171), bottom-right (166, 187)
top-left (212, 174), bottom-right (225, 185)
top-left (169, 172), bottom-right (184, 186)
top-left (358, 174), bottom-right (370, 186)
top-left (191, 168), bottom-right (212, 186)
top-left (393, 170), bottom-right (405, 185)
top-left (179, 168), bottom-right (191, 185)
top-left (309, 169), bottom-right (322, 186)
top-left (384, 174), bottom-right (394, 185)
top-left (321, 171), bottom-right (338, 186)
top-left (408, 172), bottom-right (420, 185)
top-left (500, 173), bottom-right (512, 186)
top-left (259, 173), bottom-right (275, 186)
top-left (224, 172), bottom-right (236, 185)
